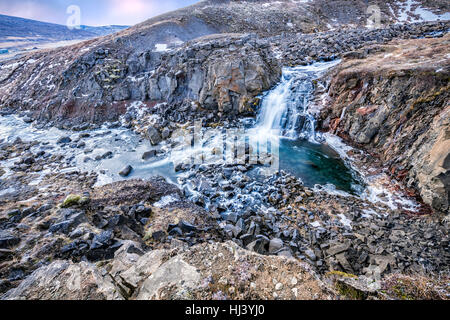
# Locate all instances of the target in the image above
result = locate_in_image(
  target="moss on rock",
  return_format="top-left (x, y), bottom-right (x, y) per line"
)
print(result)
top-left (61, 194), bottom-right (82, 208)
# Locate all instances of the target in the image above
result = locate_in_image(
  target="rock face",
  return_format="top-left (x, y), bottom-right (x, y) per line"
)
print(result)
top-left (319, 35), bottom-right (450, 214)
top-left (0, 32), bottom-right (281, 126)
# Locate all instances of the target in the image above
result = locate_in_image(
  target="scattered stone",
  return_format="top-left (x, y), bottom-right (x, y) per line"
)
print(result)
top-left (269, 238), bottom-right (283, 254)
top-left (119, 165), bottom-right (133, 177)
top-left (146, 126), bottom-right (162, 146)
top-left (142, 150), bottom-right (157, 160)
top-left (57, 136), bottom-right (72, 144)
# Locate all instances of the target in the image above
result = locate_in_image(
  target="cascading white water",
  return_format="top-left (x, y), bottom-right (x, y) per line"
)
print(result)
top-left (253, 59), bottom-right (341, 142)
top-left (255, 68), bottom-right (297, 138)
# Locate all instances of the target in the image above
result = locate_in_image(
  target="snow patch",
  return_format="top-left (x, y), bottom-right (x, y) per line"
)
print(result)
top-left (310, 221), bottom-right (321, 228)
top-left (338, 214), bottom-right (352, 229)
top-left (154, 43), bottom-right (169, 52)
top-left (153, 194), bottom-right (180, 208)
top-left (396, 0), bottom-right (450, 23)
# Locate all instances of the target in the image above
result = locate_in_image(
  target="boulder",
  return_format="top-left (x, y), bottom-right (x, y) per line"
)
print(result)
top-left (2, 260), bottom-right (122, 300)
top-left (142, 150), bottom-right (157, 160)
top-left (146, 126), bottom-right (162, 146)
top-left (136, 256), bottom-right (201, 300)
top-left (268, 238), bottom-right (284, 254)
top-left (119, 165), bottom-right (133, 177)
top-left (0, 230), bottom-right (20, 249)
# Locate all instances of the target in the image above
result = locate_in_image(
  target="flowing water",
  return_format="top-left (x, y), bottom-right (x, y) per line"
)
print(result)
top-left (253, 60), bottom-right (339, 141)
top-left (247, 60), bottom-right (364, 194)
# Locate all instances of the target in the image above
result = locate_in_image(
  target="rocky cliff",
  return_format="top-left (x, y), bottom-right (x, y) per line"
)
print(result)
top-left (319, 35), bottom-right (450, 214)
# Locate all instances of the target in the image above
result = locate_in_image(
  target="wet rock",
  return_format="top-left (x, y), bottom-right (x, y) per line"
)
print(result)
top-left (57, 136), bottom-right (72, 144)
top-left (96, 151), bottom-right (113, 160)
top-left (119, 165), bottom-right (133, 177)
top-left (76, 141), bottom-right (86, 149)
top-left (146, 126), bottom-right (162, 146)
top-left (23, 116), bottom-right (33, 123)
top-left (142, 150), bottom-right (157, 160)
top-left (161, 128), bottom-right (171, 140)
top-left (22, 156), bottom-right (35, 165)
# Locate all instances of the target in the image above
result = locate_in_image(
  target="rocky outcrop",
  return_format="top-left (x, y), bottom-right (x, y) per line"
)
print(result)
top-left (3, 240), bottom-right (333, 300)
top-left (2, 260), bottom-right (122, 300)
top-left (0, 32), bottom-right (281, 127)
top-left (319, 35), bottom-right (450, 214)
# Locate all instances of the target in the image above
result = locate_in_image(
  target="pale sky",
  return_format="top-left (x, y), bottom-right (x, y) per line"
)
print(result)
top-left (0, 0), bottom-right (200, 26)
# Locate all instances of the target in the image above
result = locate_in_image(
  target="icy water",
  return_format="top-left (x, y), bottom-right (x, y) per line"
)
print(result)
top-left (0, 115), bottom-right (178, 186)
top-left (278, 139), bottom-right (363, 194)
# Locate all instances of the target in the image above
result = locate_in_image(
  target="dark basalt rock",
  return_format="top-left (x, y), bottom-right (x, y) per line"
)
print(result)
top-left (142, 150), bottom-right (157, 160)
top-left (119, 165), bottom-right (133, 177)
top-left (146, 126), bottom-right (162, 146)
top-left (178, 220), bottom-right (197, 233)
top-left (0, 231), bottom-right (20, 249)
top-left (151, 231), bottom-right (166, 242)
top-left (56, 136), bottom-right (72, 144)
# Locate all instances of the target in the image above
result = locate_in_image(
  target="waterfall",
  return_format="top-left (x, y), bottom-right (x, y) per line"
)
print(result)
top-left (253, 60), bottom-right (341, 142)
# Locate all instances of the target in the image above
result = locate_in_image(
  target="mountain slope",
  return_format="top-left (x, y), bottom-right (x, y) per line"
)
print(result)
top-left (0, 14), bottom-right (128, 61)
top-left (0, 14), bottom-right (128, 41)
